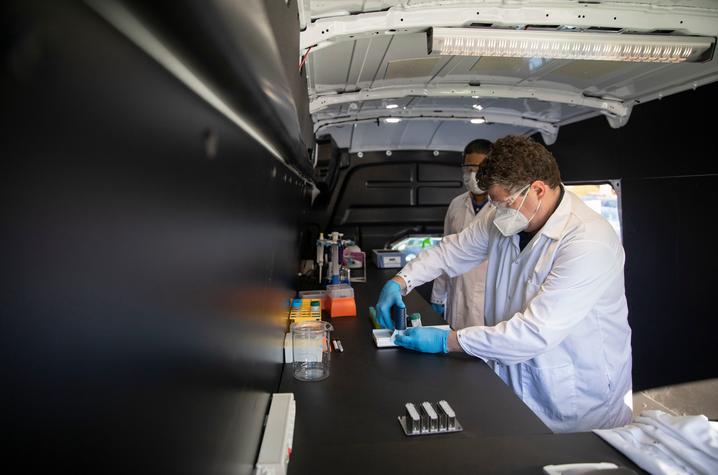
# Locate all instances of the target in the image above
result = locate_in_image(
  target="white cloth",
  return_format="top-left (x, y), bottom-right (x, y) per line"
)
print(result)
top-left (594, 410), bottom-right (718, 475)
top-left (430, 192), bottom-right (489, 329)
top-left (397, 189), bottom-right (633, 433)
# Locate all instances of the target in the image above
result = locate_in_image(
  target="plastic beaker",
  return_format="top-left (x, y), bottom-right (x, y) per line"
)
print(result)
top-left (291, 320), bottom-right (333, 381)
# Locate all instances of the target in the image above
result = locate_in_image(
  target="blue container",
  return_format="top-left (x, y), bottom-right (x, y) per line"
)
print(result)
top-left (392, 306), bottom-right (407, 331)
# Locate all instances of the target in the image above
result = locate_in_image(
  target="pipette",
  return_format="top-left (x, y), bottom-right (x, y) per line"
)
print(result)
top-left (316, 232), bottom-right (324, 283)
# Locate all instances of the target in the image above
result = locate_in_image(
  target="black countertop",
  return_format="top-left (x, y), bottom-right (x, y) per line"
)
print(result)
top-left (281, 268), bottom-right (642, 474)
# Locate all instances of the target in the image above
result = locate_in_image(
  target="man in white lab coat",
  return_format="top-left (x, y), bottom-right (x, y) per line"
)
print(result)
top-left (375, 135), bottom-right (633, 433)
top-left (430, 139), bottom-right (492, 329)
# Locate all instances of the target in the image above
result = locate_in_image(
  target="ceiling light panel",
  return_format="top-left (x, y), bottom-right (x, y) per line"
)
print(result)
top-left (429, 28), bottom-right (715, 63)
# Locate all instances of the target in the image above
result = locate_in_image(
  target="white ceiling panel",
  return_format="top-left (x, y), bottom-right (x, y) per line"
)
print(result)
top-left (428, 122), bottom-right (533, 151)
top-left (375, 33), bottom-right (436, 84)
top-left (301, 1), bottom-right (718, 152)
top-left (385, 57), bottom-right (442, 80)
top-left (537, 60), bottom-right (643, 93)
top-left (349, 120), bottom-right (420, 151)
top-left (309, 40), bottom-right (357, 92)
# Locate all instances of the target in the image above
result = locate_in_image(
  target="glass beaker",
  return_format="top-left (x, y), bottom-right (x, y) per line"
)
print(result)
top-left (291, 320), bottom-right (333, 381)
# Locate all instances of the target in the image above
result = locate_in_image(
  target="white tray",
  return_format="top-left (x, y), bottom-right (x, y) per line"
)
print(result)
top-left (372, 325), bottom-right (450, 348)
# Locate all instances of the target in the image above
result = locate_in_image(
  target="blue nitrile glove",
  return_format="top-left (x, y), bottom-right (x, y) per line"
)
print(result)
top-left (431, 303), bottom-right (445, 316)
top-left (394, 327), bottom-right (449, 354)
top-left (376, 280), bottom-right (405, 329)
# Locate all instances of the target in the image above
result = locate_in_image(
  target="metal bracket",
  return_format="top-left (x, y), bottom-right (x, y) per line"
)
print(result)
top-left (301, 4), bottom-right (718, 53)
top-left (541, 129), bottom-right (559, 145)
top-left (310, 85), bottom-right (629, 118)
top-left (603, 103), bottom-right (633, 129)
top-left (314, 112), bottom-right (558, 140)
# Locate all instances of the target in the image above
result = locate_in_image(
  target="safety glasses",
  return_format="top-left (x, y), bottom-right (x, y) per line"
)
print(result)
top-left (487, 184), bottom-right (530, 209)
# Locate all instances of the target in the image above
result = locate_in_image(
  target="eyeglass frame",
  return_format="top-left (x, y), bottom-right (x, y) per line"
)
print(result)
top-left (486, 183), bottom-right (531, 209)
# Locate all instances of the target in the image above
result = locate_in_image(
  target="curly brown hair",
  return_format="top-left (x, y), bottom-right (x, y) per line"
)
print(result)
top-left (477, 135), bottom-right (561, 192)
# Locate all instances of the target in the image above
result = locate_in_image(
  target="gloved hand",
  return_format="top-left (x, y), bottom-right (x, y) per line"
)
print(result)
top-left (376, 280), bottom-right (405, 329)
top-left (394, 327), bottom-right (449, 354)
top-left (431, 303), bottom-right (445, 316)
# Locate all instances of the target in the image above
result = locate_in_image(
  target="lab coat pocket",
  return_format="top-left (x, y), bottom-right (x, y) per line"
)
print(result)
top-left (521, 362), bottom-right (577, 424)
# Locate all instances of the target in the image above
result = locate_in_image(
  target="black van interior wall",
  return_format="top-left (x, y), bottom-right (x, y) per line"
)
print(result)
top-left (2, 1), bottom-right (306, 473)
top-left (545, 83), bottom-right (718, 391)
top-left (301, 150), bottom-right (464, 301)
top-left (313, 151), bottom-right (462, 248)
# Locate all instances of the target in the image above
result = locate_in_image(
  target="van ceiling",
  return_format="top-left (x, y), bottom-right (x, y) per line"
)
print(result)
top-left (298, 1), bottom-right (718, 152)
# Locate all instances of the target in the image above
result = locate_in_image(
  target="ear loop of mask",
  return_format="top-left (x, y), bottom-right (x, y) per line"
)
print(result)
top-left (516, 185), bottom-right (531, 210)
top-left (505, 185), bottom-right (531, 229)
top-left (525, 186), bottom-right (542, 225)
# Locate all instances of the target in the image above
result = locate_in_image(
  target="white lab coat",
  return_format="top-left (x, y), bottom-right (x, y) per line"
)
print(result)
top-left (430, 192), bottom-right (489, 329)
top-left (398, 189), bottom-right (633, 433)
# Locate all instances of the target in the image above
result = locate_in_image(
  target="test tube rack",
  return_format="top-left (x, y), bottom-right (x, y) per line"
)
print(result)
top-left (398, 400), bottom-right (463, 436)
top-left (288, 299), bottom-right (322, 321)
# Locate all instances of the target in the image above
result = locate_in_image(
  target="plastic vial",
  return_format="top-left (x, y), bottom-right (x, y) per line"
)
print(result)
top-left (409, 313), bottom-right (422, 327)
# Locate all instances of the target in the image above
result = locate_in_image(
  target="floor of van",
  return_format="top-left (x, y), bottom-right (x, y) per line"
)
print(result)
top-left (633, 378), bottom-right (718, 421)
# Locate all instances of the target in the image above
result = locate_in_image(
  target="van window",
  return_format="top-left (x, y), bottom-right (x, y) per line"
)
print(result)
top-left (565, 182), bottom-right (622, 240)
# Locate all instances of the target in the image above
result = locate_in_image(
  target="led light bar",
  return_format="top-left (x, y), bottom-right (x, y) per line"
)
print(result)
top-left (428, 27), bottom-right (715, 63)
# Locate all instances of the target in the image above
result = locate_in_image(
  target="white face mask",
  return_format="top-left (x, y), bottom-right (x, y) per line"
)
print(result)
top-left (493, 187), bottom-right (542, 237)
top-left (462, 171), bottom-right (484, 195)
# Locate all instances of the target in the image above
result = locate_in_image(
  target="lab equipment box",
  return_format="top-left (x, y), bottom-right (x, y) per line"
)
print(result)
top-left (372, 249), bottom-right (404, 269)
top-left (325, 283), bottom-right (354, 299)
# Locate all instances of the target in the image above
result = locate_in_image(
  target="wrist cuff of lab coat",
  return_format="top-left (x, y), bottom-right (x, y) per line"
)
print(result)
top-left (430, 297), bottom-right (446, 305)
top-left (456, 328), bottom-right (489, 363)
top-left (396, 272), bottom-right (414, 295)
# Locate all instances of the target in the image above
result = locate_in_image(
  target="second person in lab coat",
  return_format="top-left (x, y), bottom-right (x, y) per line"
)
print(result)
top-left (430, 139), bottom-right (492, 329)
top-left (374, 135), bottom-right (633, 433)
